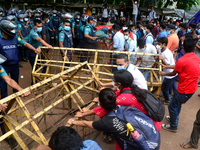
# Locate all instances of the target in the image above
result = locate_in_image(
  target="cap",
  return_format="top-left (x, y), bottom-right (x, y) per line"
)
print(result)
top-left (166, 24), bottom-right (176, 30)
top-left (88, 16), bottom-right (95, 22)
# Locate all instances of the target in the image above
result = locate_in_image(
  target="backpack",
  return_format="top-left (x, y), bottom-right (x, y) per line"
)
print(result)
top-left (145, 33), bottom-right (157, 45)
top-left (107, 106), bottom-right (160, 150)
top-left (121, 89), bottom-right (165, 122)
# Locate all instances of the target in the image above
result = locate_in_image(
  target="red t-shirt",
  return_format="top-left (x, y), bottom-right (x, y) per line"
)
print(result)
top-left (174, 52), bottom-right (200, 94)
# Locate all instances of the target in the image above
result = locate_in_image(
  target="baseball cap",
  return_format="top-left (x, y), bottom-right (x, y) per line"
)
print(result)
top-left (88, 16), bottom-right (95, 22)
top-left (166, 24), bottom-right (176, 30)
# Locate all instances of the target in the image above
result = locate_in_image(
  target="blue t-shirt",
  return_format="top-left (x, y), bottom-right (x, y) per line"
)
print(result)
top-left (157, 30), bottom-right (168, 40)
top-left (81, 140), bottom-right (102, 150)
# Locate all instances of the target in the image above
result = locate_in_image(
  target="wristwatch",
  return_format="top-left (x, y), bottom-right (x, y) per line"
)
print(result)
top-left (71, 119), bottom-right (76, 125)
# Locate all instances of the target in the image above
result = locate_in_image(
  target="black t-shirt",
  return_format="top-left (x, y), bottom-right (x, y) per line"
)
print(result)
top-left (92, 115), bottom-right (140, 150)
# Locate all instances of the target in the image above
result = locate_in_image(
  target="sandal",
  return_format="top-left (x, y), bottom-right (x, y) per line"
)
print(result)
top-left (103, 134), bottom-right (115, 143)
top-left (180, 142), bottom-right (198, 149)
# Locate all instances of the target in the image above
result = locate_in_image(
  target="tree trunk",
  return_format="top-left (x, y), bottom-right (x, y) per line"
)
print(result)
top-left (164, 0), bottom-right (170, 8)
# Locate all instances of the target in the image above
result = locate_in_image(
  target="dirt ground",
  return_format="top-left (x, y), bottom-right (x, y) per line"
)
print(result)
top-left (6, 61), bottom-right (200, 150)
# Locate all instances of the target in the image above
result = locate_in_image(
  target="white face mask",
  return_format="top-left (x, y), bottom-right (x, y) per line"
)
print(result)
top-left (112, 80), bottom-right (119, 89)
top-left (140, 46), bottom-right (146, 51)
top-left (123, 27), bottom-right (128, 31)
top-left (124, 35), bottom-right (129, 40)
top-left (156, 45), bottom-right (161, 50)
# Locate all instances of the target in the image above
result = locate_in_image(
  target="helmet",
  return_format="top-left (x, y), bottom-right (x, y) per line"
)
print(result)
top-left (26, 9), bottom-right (33, 13)
top-left (75, 14), bottom-right (80, 20)
top-left (17, 13), bottom-right (26, 19)
top-left (62, 13), bottom-right (72, 19)
top-left (0, 20), bottom-right (16, 37)
top-left (36, 8), bottom-right (43, 13)
top-left (52, 10), bottom-right (57, 14)
top-left (81, 14), bottom-right (89, 25)
top-left (7, 15), bottom-right (16, 21)
top-left (102, 27), bottom-right (108, 34)
top-left (35, 13), bottom-right (41, 18)
top-left (0, 7), bottom-right (3, 12)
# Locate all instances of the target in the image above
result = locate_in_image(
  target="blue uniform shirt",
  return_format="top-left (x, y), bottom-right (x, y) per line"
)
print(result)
top-left (28, 28), bottom-right (42, 49)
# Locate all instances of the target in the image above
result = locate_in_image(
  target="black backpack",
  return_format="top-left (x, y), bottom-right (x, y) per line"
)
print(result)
top-left (121, 89), bottom-right (165, 122)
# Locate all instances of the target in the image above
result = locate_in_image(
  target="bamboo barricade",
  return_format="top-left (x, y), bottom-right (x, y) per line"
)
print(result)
top-left (0, 62), bottom-right (101, 150)
top-left (33, 47), bottom-right (162, 97)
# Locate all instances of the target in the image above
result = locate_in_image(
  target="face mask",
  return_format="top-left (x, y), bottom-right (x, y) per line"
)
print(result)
top-left (91, 23), bottom-right (94, 26)
top-left (10, 30), bottom-right (16, 34)
top-left (36, 27), bottom-right (42, 32)
top-left (0, 12), bottom-right (2, 15)
top-left (154, 23), bottom-right (156, 26)
top-left (117, 65), bottom-right (125, 70)
top-left (64, 26), bottom-right (70, 31)
top-left (156, 45), bottom-right (161, 50)
top-left (46, 19), bottom-right (49, 23)
top-left (166, 30), bottom-right (171, 35)
top-left (36, 18), bottom-right (40, 20)
top-left (112, 30), bottom-right (115, 34)
top-left (112, 80), bottom-right (119, 89)
top-left (76, 19), bottom-right (80, 22)
top-left (198, 29), bottom-right (200, 35)
top-left (143, 30), bottom-right (146, 35)
top-left (24, 18), bottom-right (28, 22)
top-left (187, 29), bottom-right (192, 33)
top-left (123, 27), bottom-right (128, 31)
top-left (20, 19), bottom-right (23, 22)
top-left (140, 46), bottom-right (146, 51)
top-left (53, 14), bottom-right (56, 17)
top-left (124, 35), bottom-right (129, 40)
top-left (178, 28), bottom-right (181, 32)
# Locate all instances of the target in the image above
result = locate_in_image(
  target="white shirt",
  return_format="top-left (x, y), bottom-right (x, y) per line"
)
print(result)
top-left (113, 31), bottom-right (124, 51)
top-left (159, 48), bottom-right (177, 79)
top-left (135, 44), bottom-right (157, 67)
top-left (102, 7), bottom-right (109, 18)
top-left (132, 4), bottom-right (139, 14)
top-left (125, 37), bottom-right (135, 52)
top-left (148, 11), bottom-right (156, 21)
top-left (127, 64), bottom-right (148, 90)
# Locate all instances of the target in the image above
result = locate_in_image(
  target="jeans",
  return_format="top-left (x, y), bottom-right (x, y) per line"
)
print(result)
top-left (169, 91), bottom-right (194, 128)
top-left (139, 69), bottom-right (150, 82)
top-left (189, 109), bottom-right (200, 147)
top-left (161, 77), bottom-right (175, 103)
top-left (0, 64), bottom-right (19, 99)
top-left (132, 14), bottom-right (137, 25)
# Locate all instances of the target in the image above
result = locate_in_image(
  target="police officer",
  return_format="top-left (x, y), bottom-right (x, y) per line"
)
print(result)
top-left (79, 14), bottom-right (89, 62)
top-left (51, 10), bottom-right (61, 46)
top-left (72, 14), bottom-right (81, 48)
top-left (83, 16), bottom-right (98, 63)
top-left (35, 13), bottom-right (41, 20)
top-left (59, 20), bottom-right (73, 62)
top-left (18, 14), bottom-right (32, 61)
top-left (28, 19), bottom-right (52, 69)
top-left (41, 13), bottom-right (50, 44)
top-left (0, 20), bottom-right (40, 99)
top-left (0, 7), bottom-right (4, 17)
top-left (84, 16), bottom-right (98, 49)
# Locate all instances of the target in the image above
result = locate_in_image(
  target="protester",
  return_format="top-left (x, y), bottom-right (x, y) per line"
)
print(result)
top-left (132, 0), bottom-right (140, 25)
top-left (85, 4), bottom-right (93, 16)
top-left (36, 126), bottom-right (102, 150)
top-left (102, 2), bottom-right (109, 23)
top-left (159, 38), bottom-right (200, 132)
top-left (166, 24), bottom-right (179, 52)
top-left (144, 24), bottom-right (154, 44)
top-left (135, 38), bottom-right (157, 81)
top-left (148, 6), bottom-right (156, 22)
top-left (109, 6), bottom-right (118, 23)
top-left (157, 23), bottom-right (167, 39)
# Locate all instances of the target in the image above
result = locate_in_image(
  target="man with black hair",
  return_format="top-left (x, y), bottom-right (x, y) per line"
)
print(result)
top-left (188, 23), bottom-right (198, 39)
top-left (132, 0), bottom-right (140, 25)
top-left (135, 38), bottom-right (157, 81)
top-left (177, 23), bottom-right (187, 59)
top-left (159, 38), bottom-right (200, 132)
top-left (59, 20), bottom-right (73, 62)
top-left (42, 14), bottom-right (50, 44)
top-left (100, 53), bottom-right (147, 90)
top-left (28, 19), bottom-right (52, 68)
top-left (157, 23), bottom-right (167, 40)
top-left (166, 24), bottom-right (179, 52)
top-left (145, 24), bottom-right (154, 45)
top-left (157, 37), bottom-right (177, 105)
top-left (36, 126), bottom-right (101, 150)
top-left (148, 6), bottom-right (156, 22)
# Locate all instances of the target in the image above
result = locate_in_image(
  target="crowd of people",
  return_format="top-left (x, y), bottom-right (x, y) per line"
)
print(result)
top-left (0, 4), bottom-right (199, 150)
